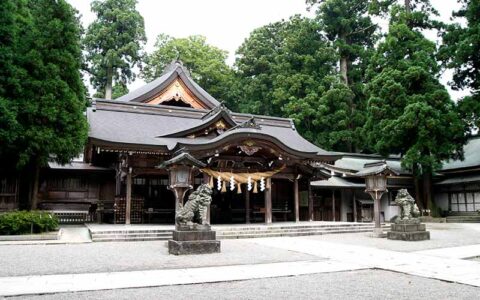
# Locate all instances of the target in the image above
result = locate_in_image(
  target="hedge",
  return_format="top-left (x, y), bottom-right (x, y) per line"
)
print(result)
top-left (0, 211), bottom-right (59, 235)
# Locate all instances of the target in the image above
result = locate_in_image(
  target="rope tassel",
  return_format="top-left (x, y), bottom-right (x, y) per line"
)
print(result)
top-left (221, 180), bottom-right (227, 193)
top-left (237, 183), bottom-right (242, 194)
top-left (253, 181), bottom-right (258, 193)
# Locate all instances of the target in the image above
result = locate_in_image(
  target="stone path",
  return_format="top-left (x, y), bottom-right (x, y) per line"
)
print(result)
top-left (250, 237), bottom-right (480, 287)
top-left (414, 244), bottom-right (480, 259)
top-left (0, 260), bottom-right (365, 297)
top-left (2, 229), bottom-right (480, 297)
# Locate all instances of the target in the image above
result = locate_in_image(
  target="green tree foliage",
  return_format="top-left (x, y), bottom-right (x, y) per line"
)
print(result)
top-left (235, 16), bottom-right (356, 150)
top-left (364, 2), bottom-right (465, 178)
top-left (0, 0), bottom-right (87, 208)
top-left (439, 0), bottom-right (480, 130)
top-left (84, 0), bottom-right (146, 99)
top-left (0, 0), bottom-right (22, 162)
top-left (142, 34), bottom-right (235, 108)
top-left (0, 0), bottom-right (87, 168)
top-left (306, 0), bottom-right (379, 151)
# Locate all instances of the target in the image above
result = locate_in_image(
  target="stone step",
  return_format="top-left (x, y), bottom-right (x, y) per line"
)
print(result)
top-left (90, 230), bottom-right (172, 235)
top-left (93, 236), bottom-right (171, 242)
top-left (213, 224), bottom-right (377, 231)
top-left (215, 226), bottom-right (378, 235)
top-left (218, 229), bottom-right (375, 239)
top-left (446, 216), bottom-right (480, 223)
top-left (89, 223), bottom-right (391, 242)
top-left (91, 233), bottom-right (172, 238)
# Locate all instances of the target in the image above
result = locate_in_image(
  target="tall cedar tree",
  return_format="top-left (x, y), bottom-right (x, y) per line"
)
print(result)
top-left (236, 16), bottom-right (358, 150)
top-left (0, 0), bottom-right (88, 208)
top-left (0, 0), bottom-right (22, 164)
top-left (84, 0), bottom-right (146, 99)
top-left (364, 1), bottom-right (465, 210)
top-left (142, 35), bottom-right (236, 109)
top-left (439, 0), bottom-right (480, 131)
top-left (306, 0), bottom-right (378, 152)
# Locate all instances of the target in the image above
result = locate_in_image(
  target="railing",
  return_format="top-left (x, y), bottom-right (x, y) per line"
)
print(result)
top-left (49, 210), bottom-right (95, 224)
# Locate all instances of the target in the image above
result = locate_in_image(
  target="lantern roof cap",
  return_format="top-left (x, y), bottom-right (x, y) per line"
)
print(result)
top-left (157, 152), bottom-right (206, 168)
top-left (354, 160), bottom-right (400, 177)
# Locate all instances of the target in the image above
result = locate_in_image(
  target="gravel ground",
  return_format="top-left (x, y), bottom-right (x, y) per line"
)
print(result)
top-left (305, 223), bottom-right (480, 252)
top-left (12, 269), bottom-right (480, 300)
top-left (0, 239), bottom-right (320, 277)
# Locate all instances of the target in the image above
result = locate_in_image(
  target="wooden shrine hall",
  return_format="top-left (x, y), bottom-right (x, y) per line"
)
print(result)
top-left (35, 61), bottom-right (339, 224)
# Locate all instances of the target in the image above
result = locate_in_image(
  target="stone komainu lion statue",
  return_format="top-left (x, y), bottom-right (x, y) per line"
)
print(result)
top-left (394, 189), bottom-right (420, 221)
top-left (176, 184), bottom-right (213, 225)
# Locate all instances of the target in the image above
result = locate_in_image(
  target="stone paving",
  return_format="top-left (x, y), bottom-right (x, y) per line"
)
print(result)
top-left (13, 270), bottom-right (480, 300)
top-left (1, 223), bottom-right (480, 297)
top-left (304, 223), bottom-right (480, 252)
top-left (251, 237), bottom-right (480, 287)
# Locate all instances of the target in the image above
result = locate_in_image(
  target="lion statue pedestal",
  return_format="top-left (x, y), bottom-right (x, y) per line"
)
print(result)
top-left (387, 189), bottom-right (430, 241)
top-left (168, 184), bottom-right (221, 255)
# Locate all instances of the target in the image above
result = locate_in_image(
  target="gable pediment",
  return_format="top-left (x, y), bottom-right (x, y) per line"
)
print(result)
top-left (115, 61), bottom-right (220, 110)
top-left (144, 78), bottom-right (208, 109)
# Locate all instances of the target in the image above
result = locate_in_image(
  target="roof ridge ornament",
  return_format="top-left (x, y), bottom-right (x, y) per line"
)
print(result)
top-left (226, 116), bottom-right (261, 133)
top-left (162, 59), bottom-right (192, 78)
top-left (290, 119), bottom-right (296, 131)
top-left (202, 102), bottom-right (230, 120)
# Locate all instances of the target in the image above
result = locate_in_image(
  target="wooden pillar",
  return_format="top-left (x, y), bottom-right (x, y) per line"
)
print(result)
top-left (265, 178), bottom-right (272, 224)
top-left (353, 191), bottom-right (358, 222)
top-left (125, 169), bottom-right (132, 225)
top-left (245, 189), bottom-right (250, 224)
top-left (203, 174), bottom-right (211, 224)
top-left (374, 192), bottom-right (382, 230)
top-left (332, 190), bottom-right (336, 222)
top-left (308, 180), bottom-right (313, 221)
top-left (294, 178), bottom-right (300, 222)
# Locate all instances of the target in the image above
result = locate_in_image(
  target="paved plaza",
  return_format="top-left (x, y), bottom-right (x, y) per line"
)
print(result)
top-left (1, 223), bottom-right (480, 298)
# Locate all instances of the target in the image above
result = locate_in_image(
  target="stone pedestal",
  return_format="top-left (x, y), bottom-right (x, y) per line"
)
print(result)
top-left (387, 220), bottom-right (430, 241)
top-left (168, 224), bottom-right (221, 255)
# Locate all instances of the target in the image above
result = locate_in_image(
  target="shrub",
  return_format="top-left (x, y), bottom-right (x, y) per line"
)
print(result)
top-left (0, 211), bottom-right (59, 235)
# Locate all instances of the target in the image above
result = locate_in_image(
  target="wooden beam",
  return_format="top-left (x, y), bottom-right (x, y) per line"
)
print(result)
top-left (125, 169), bottom-right (132, 225)
top-left (265, 178), bottom-right (272, 224)
top-left (294, 177), bottom-right (300, 222)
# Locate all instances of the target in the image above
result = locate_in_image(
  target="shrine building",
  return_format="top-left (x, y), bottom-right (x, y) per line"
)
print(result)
top-left (36, 61), bottom-right (340, 224)
top-left (1, 61), bottom-right (479, 225)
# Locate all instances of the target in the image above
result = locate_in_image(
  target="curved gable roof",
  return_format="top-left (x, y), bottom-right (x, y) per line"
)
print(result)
top-left (115, 61), bottom-right (220, 109)
top-left (160, 104), bottom-right (237, 138)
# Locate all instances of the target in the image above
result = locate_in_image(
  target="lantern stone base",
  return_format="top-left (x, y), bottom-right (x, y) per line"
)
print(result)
top-left (168, 224), bottom-right (221, 255)
top-left (387, 220), bottom-right (430, 241)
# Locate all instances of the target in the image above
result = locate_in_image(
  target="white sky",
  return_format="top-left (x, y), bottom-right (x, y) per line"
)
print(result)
top-left (67, 0), bottom-right (468, 100)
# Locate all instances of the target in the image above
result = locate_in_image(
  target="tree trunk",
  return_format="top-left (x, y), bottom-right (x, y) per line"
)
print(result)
top-left (422, 172), bottom-right (433, 211)
top-left (412, 164), bottom-right (424, 210)
top-left (105, 66), bottom-right (113, 100)
top-left (405, 0), bottom-right (411, 14)
top-left (30, 162), bottom-right (40, 210)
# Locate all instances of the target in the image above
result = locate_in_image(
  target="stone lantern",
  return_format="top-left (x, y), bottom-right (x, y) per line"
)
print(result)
top-left (355, 161), bottom-right (399, 237)
top-left (157, 152), bottom-right (206, 212)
